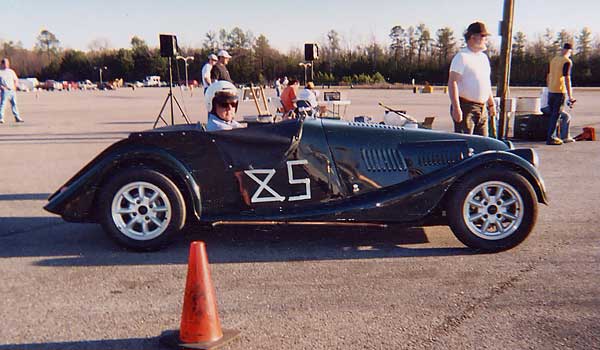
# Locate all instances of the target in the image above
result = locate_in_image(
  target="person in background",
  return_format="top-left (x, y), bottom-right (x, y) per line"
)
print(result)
top-left (0, 58), bottom-right (24, 123)
top-left (204, 80), bottom-right (241, 131)
top-left (201, 53), bottom-right (218, 93)
top-left (540, 87), bottom-right (574, 143)
top-left (210, 50), bottom-right (233, 83)
top-left (274, 78), bottom-right (282, 97)
top-left (448, 21), bottom-right (496, 136)
top-left (296, 81), bottom-right (319, 109)
top-left (279, 79), bottom-right (300, 116)
top-left (545, 43), bottom-right (576, 145)
top-left (282, 76), bottom-right (289, 87)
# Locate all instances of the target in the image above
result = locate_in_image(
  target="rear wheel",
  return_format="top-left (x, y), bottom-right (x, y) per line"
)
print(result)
top-left (99, 169), bottom-right (186, 251)
top-left (447, 167), bottom-right (537, 252)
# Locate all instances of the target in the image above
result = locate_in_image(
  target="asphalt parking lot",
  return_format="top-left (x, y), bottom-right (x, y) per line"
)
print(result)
top-left (1, 87), bottom-right (599, 349)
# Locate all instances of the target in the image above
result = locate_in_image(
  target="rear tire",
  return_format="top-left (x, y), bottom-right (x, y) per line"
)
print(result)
top-left (99, 169), bottom-right (186, 251)
top-left (447, 167), bottom-right (537, 252)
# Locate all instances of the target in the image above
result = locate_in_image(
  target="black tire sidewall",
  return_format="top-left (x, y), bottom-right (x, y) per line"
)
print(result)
top-left (99, 169), bottom-right (186, 251)
top-left (447, 167), bottom-right (537, 252)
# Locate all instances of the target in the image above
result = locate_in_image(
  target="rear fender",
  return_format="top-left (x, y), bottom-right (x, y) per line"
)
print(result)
top-left (45, 146), bottom-right (201, 222)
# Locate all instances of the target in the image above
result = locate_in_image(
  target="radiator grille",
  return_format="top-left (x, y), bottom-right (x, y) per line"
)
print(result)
top-left (361, 148), bottom-right (407, 172)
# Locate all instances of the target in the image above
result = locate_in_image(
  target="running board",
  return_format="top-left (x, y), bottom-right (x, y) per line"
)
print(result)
top-left (211, 221), bottom-right (387, 228)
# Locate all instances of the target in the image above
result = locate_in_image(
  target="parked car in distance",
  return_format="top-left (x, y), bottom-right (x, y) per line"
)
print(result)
top-left (78, 80), bottom-right (97, 90)
top-left (17, 78), bottom-right (39, 92)
top-left (44, 80), bottom-right (63, 91)
top-left (143, 75), bottom-right (161, 87)
top-left (97, 82), bottom-right (116, 90)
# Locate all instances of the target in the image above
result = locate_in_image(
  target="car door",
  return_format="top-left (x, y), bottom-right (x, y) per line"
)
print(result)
top-left (207, 119), bottom-right (341, 219)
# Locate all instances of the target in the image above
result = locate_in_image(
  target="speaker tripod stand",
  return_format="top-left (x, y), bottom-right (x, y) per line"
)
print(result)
top-left (153, 57), bottom-right (191, 128)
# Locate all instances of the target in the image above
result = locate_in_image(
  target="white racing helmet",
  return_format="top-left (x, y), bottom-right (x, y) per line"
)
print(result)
top-left (205, 80), bottom-right (238, 112)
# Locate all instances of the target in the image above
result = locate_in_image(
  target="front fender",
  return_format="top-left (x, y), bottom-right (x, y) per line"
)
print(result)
top-left (451, 150), bottom-right (548, 204)
top-left (44, 144), bottom-right (201, 222)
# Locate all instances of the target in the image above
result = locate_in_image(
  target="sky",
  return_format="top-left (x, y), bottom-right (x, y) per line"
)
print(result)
top-left (1, 0), bottom-right (599, 52)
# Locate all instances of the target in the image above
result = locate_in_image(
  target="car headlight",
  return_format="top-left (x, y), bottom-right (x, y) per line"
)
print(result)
top-left (508, 148), bottom-right (539, 167)
top-left (503, 140), bottom-right (515, 149)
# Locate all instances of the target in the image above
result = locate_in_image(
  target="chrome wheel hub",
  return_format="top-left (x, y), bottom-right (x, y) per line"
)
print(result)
top-left (111, 181), bottom-right (171, 240)
top-left (463, 181), bottom-right (524, 240)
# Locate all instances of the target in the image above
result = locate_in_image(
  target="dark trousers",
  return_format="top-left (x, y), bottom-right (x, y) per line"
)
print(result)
top-left (547, 92), bottom-right (565, 141)
top-left (452, 99), bottom-right (488, 136)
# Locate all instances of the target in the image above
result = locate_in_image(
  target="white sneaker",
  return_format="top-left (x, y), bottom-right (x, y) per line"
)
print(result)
top-left (0, 119), bottom-right (4, 124)
top-left (563, 137), bottom-right (576, 143)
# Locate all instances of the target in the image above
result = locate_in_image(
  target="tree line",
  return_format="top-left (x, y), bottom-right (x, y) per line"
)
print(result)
top-left (1, 26), bottom-right (599, 86)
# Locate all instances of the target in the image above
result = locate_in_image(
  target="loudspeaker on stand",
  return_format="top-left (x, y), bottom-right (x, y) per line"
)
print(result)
top-left (159, 34), bottom-right (178, 57)
top-left (304, 43), bottom-right (319, 61)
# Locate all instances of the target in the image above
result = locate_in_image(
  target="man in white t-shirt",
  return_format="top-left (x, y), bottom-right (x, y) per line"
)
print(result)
top-left (448, 21), bottom-right (495, 136)
top-left (201, 54), bottom-right (218, 93)
top-left (0, 58), bottom-right (24, 123)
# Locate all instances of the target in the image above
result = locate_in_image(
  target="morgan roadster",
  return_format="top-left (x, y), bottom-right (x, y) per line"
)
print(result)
top-left (45, 118), bottom-right (547, 251)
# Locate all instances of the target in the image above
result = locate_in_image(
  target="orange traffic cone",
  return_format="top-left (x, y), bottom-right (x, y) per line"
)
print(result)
top-left (160, 241), bottom-right (240, 349)
top-left (574, 126), bottom-right (597, 141)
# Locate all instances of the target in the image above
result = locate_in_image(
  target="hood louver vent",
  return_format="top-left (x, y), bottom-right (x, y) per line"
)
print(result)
top-left (418, 151), bottom-right (464, 166)
top-left (361, 148), bottom-right (407, 172)
top-left (348, 122), bottom-right (403, 131)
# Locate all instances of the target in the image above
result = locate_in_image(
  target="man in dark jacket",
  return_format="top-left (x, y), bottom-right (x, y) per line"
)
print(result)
top-left (210, 50), bottom-right (233, 83)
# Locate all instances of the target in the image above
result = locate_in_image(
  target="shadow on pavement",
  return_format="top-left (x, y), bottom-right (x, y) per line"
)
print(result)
top-left (0, 337), bottom-right (163, 350)
top-left (0, 216), bottom-right (477, 267)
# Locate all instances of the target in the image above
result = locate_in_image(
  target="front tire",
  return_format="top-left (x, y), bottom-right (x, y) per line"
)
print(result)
top-left (447, 167), bottom-right (537, 252)
top-left (99, 169), bottom-right (186, 251)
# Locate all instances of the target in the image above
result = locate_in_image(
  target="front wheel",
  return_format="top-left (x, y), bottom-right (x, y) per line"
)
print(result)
top-left (99, 169), bottom-right (186, 251)
top-left (446, 168), bottom-right (538, 252)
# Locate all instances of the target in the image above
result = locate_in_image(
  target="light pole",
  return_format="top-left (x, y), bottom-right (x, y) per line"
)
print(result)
top-left (94, 66), bottom-right (107, 87)
top-left (176, 55), bottom-right (195, 89)
top-left (299, 62), bottom-right (312, 85)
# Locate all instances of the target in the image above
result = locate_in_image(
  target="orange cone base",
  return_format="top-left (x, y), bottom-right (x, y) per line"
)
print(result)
top-left (159, 329), bottom-right (240, 350)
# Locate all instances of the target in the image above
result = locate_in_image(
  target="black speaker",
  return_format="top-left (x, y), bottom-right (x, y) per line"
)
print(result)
top-left (159, 34), bottom-right (178, 57)
top-left (304, 43), bottom-right (319, 61)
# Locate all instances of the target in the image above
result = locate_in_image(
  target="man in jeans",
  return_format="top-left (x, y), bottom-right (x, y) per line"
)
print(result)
top-left (546, 43), bottom-right (576, 145)
top-left (0, 58), bottom-right (24, 124)
top-left (540, 87), bottom-right (574, 143)
top-left (448, 22), bottom-right (496, 136)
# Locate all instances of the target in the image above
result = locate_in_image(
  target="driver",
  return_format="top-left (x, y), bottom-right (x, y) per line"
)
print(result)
top-left (205, 80), bottom-right (242, 131)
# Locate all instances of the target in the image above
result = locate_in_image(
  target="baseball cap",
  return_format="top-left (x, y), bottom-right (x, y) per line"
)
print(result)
top-left (563, 43), bottom-right (573, 50)
top-left (217, 50), bottom-right (232, 58)
top-left (467, 21), bottom-right (491, 36)
top-left (208, 54), bottom-right (218, 61)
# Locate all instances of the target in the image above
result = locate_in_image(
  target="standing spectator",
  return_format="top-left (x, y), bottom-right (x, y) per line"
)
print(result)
top-left (545, 43), bottom-right (576, 145)
top-left (274, 78), bottom-right (282, 97)
top-left (210, 50), bottom-right (233, 83)
top-left (280, 79), bottom-right (300, 115)
top-left (0, 58), bottom-right (24, 123)
top-left (282, 76), bottom-right (289, 87)
top-left (201, 54), bottom-right (218, 93)
top-left (540, 87), bottom-right (574, 143)
top-left (448, 21), bottom-right (495, 136)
